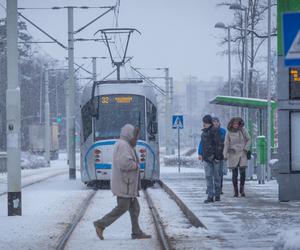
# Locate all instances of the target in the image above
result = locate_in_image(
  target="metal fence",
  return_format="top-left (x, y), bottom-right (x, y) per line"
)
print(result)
top-left (0, 152), bottom-right (7, 173)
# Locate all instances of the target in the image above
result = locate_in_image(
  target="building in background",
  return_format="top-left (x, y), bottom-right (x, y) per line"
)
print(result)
top-left (172, 76), bottom-right (224, 148)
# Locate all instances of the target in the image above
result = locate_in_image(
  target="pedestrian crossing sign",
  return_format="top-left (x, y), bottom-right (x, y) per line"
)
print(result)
top-left (172, 115), bottom-right (184, 129)
top-left (283, 12), bottom-right (300, 66)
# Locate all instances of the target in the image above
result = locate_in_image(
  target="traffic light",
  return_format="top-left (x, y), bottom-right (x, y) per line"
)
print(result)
top-left (56, 115), bottom-right (62, 124)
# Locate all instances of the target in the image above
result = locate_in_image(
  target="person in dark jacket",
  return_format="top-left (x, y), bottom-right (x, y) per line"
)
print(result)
top-left (198, 115), bottom-right (224, 203)
top-left (212, 117), bottom-right (226, 194)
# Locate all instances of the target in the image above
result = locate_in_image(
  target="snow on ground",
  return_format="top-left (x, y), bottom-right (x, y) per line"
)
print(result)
top-left (66, 191), bottom-right (160, 250)
top-left (21, 152), bottom-right (47, 169)
top-left (274, 229), bottom-right (300, 250)
top-left (0, 153), bottom-right (70, 195)
top-left (0, 152), bottom-right (81, 195)
top-left (0, 174), bottom-right (90, 250)
top-left (161, 170), bottom-right (300, 249)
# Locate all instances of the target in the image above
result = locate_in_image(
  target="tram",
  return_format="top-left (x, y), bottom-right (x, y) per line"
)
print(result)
top-left (80, 80), bottom-right (160, 188)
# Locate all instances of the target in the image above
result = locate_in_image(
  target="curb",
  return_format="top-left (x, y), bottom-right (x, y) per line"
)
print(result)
top-left (158, 180), bottom-right (207, 229)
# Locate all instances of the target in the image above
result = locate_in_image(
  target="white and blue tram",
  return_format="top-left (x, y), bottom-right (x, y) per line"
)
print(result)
top-left (80, 80), bottom-right (160, 188)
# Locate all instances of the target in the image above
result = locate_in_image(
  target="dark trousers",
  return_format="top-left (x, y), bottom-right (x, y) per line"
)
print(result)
top-left (232, 167), bottom-right (246, 187)
top-left (94, 196), bottom-right (142, 235)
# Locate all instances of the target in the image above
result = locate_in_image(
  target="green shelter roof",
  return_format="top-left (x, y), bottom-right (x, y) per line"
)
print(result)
top-left (210, 95), bottom-right (277, 110)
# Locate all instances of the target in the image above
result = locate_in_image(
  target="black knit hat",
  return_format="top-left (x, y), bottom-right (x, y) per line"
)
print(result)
top-left (202, 114), bottom-right (213, 124)
top-left (212, 117), bottom-right (220, 123)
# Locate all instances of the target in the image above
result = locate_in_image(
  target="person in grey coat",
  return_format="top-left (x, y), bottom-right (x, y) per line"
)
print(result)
top-left (223, 117), bottom-right (251, 197)
top-left (93, 124), bottom-right (151, 240)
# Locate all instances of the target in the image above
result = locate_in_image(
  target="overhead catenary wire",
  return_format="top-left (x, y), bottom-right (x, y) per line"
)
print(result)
top-left (131, 67), bottom-right (166, 96)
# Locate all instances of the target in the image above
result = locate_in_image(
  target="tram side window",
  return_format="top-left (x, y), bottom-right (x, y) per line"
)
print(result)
top-left (146, 99), bottom-right (158, 140)
top-left (81, 100), bottom-right (93, 142)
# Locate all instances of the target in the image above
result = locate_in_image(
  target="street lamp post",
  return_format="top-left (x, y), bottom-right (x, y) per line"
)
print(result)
top-left (230, 3), bottom-right (249, 124)
top-left (266, 0), bottom-right (272, 181)
top-left (215, 22), bottom-right (232, 118)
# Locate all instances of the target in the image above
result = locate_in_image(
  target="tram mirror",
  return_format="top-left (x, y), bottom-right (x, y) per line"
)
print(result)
top-left (90, 98), bottom-right (98, 117)
top-left (150, 122), bottom-right (158, 135)
top-left (151, 107), bottom-right (157, 121)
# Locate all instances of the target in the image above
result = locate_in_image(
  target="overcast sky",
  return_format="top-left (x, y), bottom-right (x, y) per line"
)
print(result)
top-left (1, 0), bottom-right (235, 82)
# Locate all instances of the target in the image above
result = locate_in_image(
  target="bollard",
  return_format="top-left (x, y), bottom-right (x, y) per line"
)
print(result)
top-left (0, 152), bottom-right (7, 173)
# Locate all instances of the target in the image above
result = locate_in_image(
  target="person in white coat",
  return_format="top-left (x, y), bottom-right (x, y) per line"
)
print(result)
top-left (223, 117), bottom-right (251, 197)
top-left (93, 124), bottom-right (151, 240)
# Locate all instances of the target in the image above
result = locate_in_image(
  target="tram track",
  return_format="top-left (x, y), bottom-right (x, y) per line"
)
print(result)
top-left (143, 188), bottom-right (172, 250)
top-left (144, 179), bottom-right (207, 250)
top-left (55, 189), bottom-right (97, 250)
top-left (54, 178), bottom-right (206, 250)
top-left (0, 170), bottom-right (68, 197)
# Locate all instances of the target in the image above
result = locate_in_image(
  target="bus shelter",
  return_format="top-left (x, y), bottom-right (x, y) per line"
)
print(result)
top-left (210, 95), bottom-right (277, 147)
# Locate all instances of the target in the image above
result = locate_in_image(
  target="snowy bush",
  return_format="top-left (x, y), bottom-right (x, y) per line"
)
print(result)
top-left (21, 152), bottom-right (48, 169)
top-left (163, 155), bottom-right (199, 168)
top-left (273, 229), bottom-right (300, 250)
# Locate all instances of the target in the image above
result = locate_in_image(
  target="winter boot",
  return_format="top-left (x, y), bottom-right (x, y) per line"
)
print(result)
top-left (93, 221), bottom-right (105, 240)
top-left (132, 232), bottom-right (152, 240)
top-left (233, 185), bottom-right (239, 197)
top-left (240, 184), bottom-right (246, 197)
top-left (204, 196), bottom-right (214, 203)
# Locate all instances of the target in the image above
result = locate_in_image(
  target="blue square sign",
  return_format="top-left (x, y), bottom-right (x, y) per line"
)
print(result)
top-left (283, 12), bottom-right (300, 66)
top-left (172, 115), bottom-right (184, 129)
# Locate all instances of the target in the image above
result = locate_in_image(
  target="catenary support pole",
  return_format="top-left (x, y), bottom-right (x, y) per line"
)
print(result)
top-left (67, 7), bottom-right (76, 179)
top-left (266, 0), bottom-right (272, 181)
top-left (228, 27), bottom-right (232, 118)
top-left (44, 67), bottom-right (51, 167)
top-left (165, 68), bottom-right (171, 155)
top-left (170, 77), bottom-right (175, 154)
top-left (244, 8), bottom-right (249, 126)
top-left (6, 0), bottom-right (22, 216)
top-left (92, 57), bottom-right (97, 81)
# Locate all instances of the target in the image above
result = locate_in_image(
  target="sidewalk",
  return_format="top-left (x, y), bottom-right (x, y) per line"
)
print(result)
top-left (160, 165), bottom-right (300, 249)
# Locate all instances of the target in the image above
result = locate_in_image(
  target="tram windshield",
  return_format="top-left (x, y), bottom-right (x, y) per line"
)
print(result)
top-left (94, 94), bottom-right (146, 140)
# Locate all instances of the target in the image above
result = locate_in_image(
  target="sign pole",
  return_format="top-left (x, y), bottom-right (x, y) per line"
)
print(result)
top-left (177, 127), bottom-right (181, 173)
top-left (172, 114), bottom-right (183, 173)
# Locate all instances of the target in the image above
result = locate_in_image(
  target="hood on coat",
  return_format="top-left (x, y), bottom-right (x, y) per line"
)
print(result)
top-left (120, 124), bottom-right (135, 143)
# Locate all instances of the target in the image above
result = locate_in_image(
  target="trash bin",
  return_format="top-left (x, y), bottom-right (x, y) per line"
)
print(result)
top-left (0, 152), bottom-right (7, 173)
top-left (256, 136), bottom-right (267, 184)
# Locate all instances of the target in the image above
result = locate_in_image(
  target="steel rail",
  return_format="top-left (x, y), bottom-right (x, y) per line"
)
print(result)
top-left (0, 170), bottom-right (68, 197)
top-left (143, 189), bottom-right (171, 250)
top-left (56, 190), bottom-right (97, 250)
